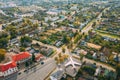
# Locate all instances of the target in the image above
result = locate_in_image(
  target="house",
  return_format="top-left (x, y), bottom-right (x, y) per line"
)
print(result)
top-left (100, 53), bottom-right (107, 62)
top-left (104, 70), bottom-right (116, 79)
top-left (113, 54), bottom-right (120, 62)
top-left (50, 69), bottom-right (64, 80)
top-left (55, 41), bottom-right (63, 47)
top-left (94, 66), bottom-right (101, 76)
top-left (101, 47), bottom-right (110, 57)
top-left (89, 31), bottom-right (96, 38)
top-left (29, 49), bottom-right (35, 54)
top-left (0, 52), bottom-right (33, 80)
top-left (80, 40), bottom-right (86, 46)
top-left (35, 54), bottom-right (44, 62)
top-left (0, 61), bottom-right (18, 80)
top-left (41, 48), bottom-right (53, 57)
top-left (46, 9), bottom-right (61, 15)
top-left (26, 47), bottom-right (32, 51)
top-left (12, 52), bottom-right (31, 64)
top-left (47, 48), bottom-right (53, 56)
top-left (79, 49), bottom-right (87, 55)
top-left (74, 48), bottom-right (87, 56)
top-left (92, 53), bottom-right (97, 59)
top-left (70, 5), bottom-right (78, 10)
top-left (9, 38), bottom-right (20, 46)
top-left (20, 13), bottom-right (34, 18)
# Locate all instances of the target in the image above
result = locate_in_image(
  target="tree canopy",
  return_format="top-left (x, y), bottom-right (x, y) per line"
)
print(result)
top-left (0, 49), bottom-right (6, 62)
top-left (20, 36), bottom-right (32, 47)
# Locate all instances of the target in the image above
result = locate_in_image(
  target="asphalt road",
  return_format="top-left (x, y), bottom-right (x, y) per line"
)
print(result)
top-left (17, 58), bottom-right (56, 80)
top-left (81, 7), bottom-right (109, 34)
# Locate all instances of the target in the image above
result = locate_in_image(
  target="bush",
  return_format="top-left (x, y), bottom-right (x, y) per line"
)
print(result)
top-left (20, 47), bottom-right (25, 52)
top-left (85, 53), bottom-right (93, 59)
top-left (82, 66), bottom-right (95, 76)
top-left (75, 69), bottom-right (83, 79)
top-left (74, 34), bottom-right (81, 43)
top-left (0, 49), bottom-right (6, 62)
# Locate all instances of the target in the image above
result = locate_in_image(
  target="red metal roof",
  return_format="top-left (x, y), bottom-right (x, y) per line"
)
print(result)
top-left (12, 52), bottom-right (31, 62)
top-left (0, 61), bottom-right (17, 72)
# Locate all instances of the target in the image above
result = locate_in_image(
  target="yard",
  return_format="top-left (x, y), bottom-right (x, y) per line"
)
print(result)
top-left (38, 29), bottom-right (75, 47)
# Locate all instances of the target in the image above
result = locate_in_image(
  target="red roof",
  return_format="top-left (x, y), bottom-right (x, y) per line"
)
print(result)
top-left (0, 61), bottom-right (17, 72)
top-left (35, 54), bottom-right (43, 61)
top-left (12, 52), bottom-right (31, 62)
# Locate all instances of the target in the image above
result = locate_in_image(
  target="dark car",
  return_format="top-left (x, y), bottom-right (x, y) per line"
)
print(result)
top-left (18, 72), bottom-right (21, 75)
top-left (41, 62), bottom-right (44, 65)
top-left (24, 69), bottom-right (27, 72)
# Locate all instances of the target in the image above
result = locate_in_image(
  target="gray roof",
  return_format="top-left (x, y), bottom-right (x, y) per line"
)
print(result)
top-left (51, 70), bottom-right (64, 80)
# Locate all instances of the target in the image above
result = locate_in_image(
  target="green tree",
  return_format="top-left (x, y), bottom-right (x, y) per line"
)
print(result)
top-left (62, 48), bottom-right (65, 53)
top-left (62, 35), bottom-right (69, 44)
top-left (20, 36), bottom-right (32, 47)
top-left (25, 62), bottom-right (29, 67)
top-left (31, 53), bottom-right (36, 62)
top-left (58, 53), bottom-right (62, 58)
top-left (32, 23), bottom-right (39, 28)
top-left (20, 47), bottom-right (25, 52)
top-left (74, 34), bottom-right (81, 43)
top-left (0, 31), bottom-right (8, 38)
top-left (92, 22), bottom-right (96, 27)
top-left (54, 57), bottom-right (58, 61)
top-left (5, 25), bottom-right (17, 39)
top-left (0, 38), bottom-right (8, 48)
top-left (116, 64), bottom-right (120, 80)
top-left (0, 49), bottom-right (6, 62)
top-left (82, 66), bottom-right (95, 76)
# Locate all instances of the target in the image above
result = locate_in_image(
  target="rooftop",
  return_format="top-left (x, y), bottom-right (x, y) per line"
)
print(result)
top-left (0, 61), bottom-right (17, 72)
top-left (50, 69), bottom-right (64, 80)
top-left (12, 52), bottom-right (31, 62)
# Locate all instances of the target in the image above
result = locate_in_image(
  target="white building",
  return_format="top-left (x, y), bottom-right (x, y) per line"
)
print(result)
top-left (0, 61), bottom-right (18, 77)
top-left (50, 69), bottom-right (64, 80)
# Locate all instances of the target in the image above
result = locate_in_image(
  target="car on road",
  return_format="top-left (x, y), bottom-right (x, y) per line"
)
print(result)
top-left (40, 61), bottom-right (44, 65)
top-left (24, 69), bottom-right (28, 72)
top-left (18, 72), bottom-right (21, 75)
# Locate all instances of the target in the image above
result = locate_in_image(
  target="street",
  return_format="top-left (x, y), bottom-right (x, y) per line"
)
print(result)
top-left (17, 58), bottom-right (56, 80)
top-left (81, 7), bottom-right (109, 34)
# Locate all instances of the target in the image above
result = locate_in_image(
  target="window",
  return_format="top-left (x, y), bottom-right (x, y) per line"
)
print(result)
top-left (0, 72), bottom-right (3, 76)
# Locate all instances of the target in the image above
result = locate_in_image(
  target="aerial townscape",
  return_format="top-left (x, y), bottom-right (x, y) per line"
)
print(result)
top-left (0, 0), bottom-right (120, 80)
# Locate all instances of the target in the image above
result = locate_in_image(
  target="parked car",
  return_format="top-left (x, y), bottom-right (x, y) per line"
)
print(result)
top-left (41, 62), bottom-right (44, 65)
